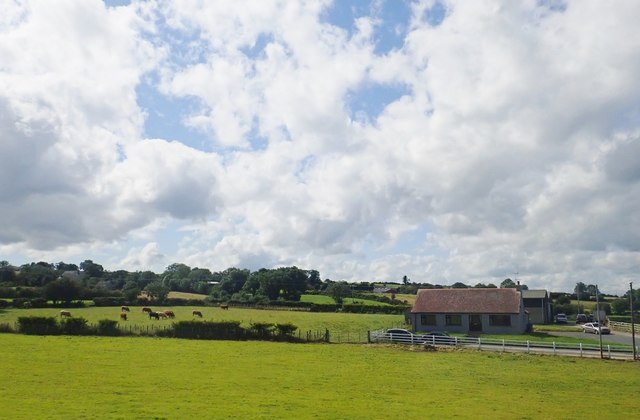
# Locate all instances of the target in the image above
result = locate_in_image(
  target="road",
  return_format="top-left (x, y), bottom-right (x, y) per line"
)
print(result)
top-left (547, 329), bottom-right (636, 346)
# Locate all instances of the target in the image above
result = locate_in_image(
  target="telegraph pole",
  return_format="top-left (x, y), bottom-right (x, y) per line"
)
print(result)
top-left (631, 282), bottom-right (637, 361)
top-left (596, 285), bottom-right (603, 359)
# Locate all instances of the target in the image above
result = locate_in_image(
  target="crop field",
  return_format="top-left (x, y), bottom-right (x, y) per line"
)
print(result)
top-left (0, 306), bottom-right (405, 340)
top-left (1, 334), bottom-right (638, 419)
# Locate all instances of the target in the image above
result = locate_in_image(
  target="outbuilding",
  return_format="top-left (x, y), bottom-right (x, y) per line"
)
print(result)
top-left (410, 288), bottom-right (529, 334)
top-left (521, 289), bottom-right (552, 324)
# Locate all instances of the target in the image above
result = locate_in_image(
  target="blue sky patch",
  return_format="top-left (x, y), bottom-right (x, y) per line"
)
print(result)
top-left (347, 81), bottom-right (410, 121)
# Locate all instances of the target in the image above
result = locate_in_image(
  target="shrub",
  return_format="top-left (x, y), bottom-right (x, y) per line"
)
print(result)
top-left (249, 322), bottom-right (274, 339)
top-left (0, 287), bottom-right (16, 298)
top-left (93, 297), bottom-right (126, 307)
top-left (12, 298), bottom-right (30, 308)
top-left (29, 298), bottom-right (49, 308)
top-left (274, 323), bottom-right (298, 338)
top-left (60, 317), bottom-right (90, 335)
top-left (171, 320), bottom-right (245, 340)
top-left (0, 299), bottom-right (9, 309)
top-left (0, 322), bottom-right (14, 333)
top-left (97, 319), bottom-right (120, 336)
top-left (17, 316), bottom-right (60, 335)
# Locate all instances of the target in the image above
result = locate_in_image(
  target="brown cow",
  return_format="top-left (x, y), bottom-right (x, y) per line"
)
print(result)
top-left (158, 312), bottom-right (168, 319)
top-left (142, 307), bottom-right (152, 313)
top-left (220, 304), bottom-right (229, 310)
top-left (192, 310), bottom-right (203, 318)
top-left (120, 312), bottom-right (128, 321)
top-left (121, 306), bottom-right (130, 312)
top-left (148, 311), bottom-right (160, 320)
top-left (163, 310), bottom-right (175, 319)
top-left (59, 310), bottom-right (72, 318)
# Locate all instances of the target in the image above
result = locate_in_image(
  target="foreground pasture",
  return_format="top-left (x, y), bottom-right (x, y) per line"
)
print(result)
top-left (1, 335), bottom-right (638, 419)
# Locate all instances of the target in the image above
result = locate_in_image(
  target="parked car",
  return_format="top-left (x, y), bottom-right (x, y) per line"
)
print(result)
top-left (576, 314), bottom-right (588, 324)
top-left (555, 313), bottom-right (567, 324)
top-left (420, 331), bottom-right (455, 345)
top-left (385, 328), bottom-right (422, 344)
top-left (582, 322), bottom-right (610, 335)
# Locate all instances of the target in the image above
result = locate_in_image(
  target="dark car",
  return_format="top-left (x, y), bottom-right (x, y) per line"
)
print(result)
top-left (385, 328), bottom-right (422, 344)
top-left (420, 331), bottom-right (455, 345)
top-left (576, 314), bottom-right (588, 324)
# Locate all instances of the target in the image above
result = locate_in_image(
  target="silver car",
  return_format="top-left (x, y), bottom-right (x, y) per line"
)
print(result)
top-left (582, 322), bottom-right (610, 335)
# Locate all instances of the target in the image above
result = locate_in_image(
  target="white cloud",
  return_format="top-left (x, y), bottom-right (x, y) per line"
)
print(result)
top-left (2, 0), bottom-right (640, 294)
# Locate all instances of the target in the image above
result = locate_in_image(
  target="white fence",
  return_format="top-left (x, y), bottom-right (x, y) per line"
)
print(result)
top-left (609, 321), bottom-right (637, 333)
top-left (369, 330), bottom-right (638, 361)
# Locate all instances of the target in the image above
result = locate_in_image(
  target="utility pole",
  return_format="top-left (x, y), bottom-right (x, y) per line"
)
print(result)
top-left (631, 282), bottom-right (637, 361)
top-left (596, 284), bottom-right (603, 359)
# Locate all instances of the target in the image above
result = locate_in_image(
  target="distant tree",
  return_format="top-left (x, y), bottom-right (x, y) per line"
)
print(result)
top-left (486, 283), bottom-right (497, 288)
top-left (586, 284), bottom-right (598, 297)
top-left (500, 278), bottom-right (517, 288)
top-left (55, 262), bottom-right (79, 272)
top-left (451, 282), bottom-right (468, 289)
top-left (306, 270), bottom-right (322, 290)
top-left (0, 262), bottom-right (16, 284)
top-left (80, 260), bottom-right (104, 278)
top-left (325, 282), bottom-right (352, 304)
top-left (574, 282), bottom-right (587, 300)
top-left (144, 281), bottom-right (170, 303)
top-left (402, 275), bottom-right (410, 285)
top-left (122, 281), bottom-right (141, 302)
top-left (44, 278), bottom-right (82, 305)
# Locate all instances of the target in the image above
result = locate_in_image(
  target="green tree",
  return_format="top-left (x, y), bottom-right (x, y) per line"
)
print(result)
top-left (80, 260), bottom-right (104, 278)
top-left (325, 282), bottom-right (351, 304)
top-left (451, 282), bottom-right (468, 289)
top-left (144, 281), bottom-right (170, 303)
top-left (44, 278), bottom-right (82, 305)
top-left (574, 282), bottom-right (587, 300)
top-left (122, 281), bottom-right (141, 302)
top-left (500, 278), bottom-right (517, 288)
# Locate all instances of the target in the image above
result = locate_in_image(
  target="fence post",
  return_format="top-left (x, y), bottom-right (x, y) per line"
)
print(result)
top-left (502, 339), bottom-right (505, 353)
top-left (367, 330), bottom-right (371, 343)
top-left (527, 340), bottom-right (530, 354)
top-left (553, 342), bottom-right (556, 356)
top-left (607, 345), bottom-right (611, 359)
top-left (580, 343), bottom-right (583, 357)
top-left (477, 338), bottom-right (481, 350)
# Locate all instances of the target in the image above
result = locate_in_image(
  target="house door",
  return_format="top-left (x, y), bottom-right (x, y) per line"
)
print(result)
top-left (469, 315), bottom-right (482, 332)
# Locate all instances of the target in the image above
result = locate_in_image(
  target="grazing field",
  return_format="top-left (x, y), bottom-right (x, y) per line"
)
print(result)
top-left (1, 334), bottom-right (638, 419)
top-left (0, 306), bottom-right (405, 340)
top-left (167, 291), bottom-right (208, 300)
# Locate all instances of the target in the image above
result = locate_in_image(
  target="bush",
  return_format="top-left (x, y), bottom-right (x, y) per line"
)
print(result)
top-left (0, 287), bottom-right (16, 298)
top-left (0, 299), bottom-right (9, 309)
top-left (171, 321), bottom-right (245, 340)
top-left (97, 319), bottom-right (121, 336)
top-left (309, 303), bottom-right (340, 312)
top-left (93, 297), bottom-right (126, 307)
top-left (0, 322), bottom-right (14, 333)
top-left (60, 317), bottom-right (90, 335)
top-left (17, 316), bottom-right (60, 335)
top-left (274, 323), bottom-right (297, 338)
top-left (29, 298), bottom-right (48, 308)
top-left (249, 322), bottom-right (274, 339)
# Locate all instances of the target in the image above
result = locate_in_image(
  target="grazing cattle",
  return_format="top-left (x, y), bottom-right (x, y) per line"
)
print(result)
top-left (148, 311), bottom-right (160, 320)
top-left (163, 310), bottom-right (175, 319)
top-left (192, 310), bottom-right (203, 318)
top-left (142, 307), bottom-right (152, 313)
top-left (120, 312), bottom-right (128, 321)
top-left (220, 304), bottom-right (229, 310)
top-left (121, 306), bottom-right (130, 312)
top-left (59, 310), bottom-right (72, 318)
top-left (158, 312), bottom-right (168, 319)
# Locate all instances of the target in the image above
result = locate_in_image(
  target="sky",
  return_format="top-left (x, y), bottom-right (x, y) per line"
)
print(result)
top-left (1, 0), bottom-right (639, 295)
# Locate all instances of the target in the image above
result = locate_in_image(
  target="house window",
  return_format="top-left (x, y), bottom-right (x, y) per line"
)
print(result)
top-left (445, 314), bottom-right (462, 326)
top-left (489, 315), bottom-right (511, 327)
top-left (421, 314), bottom-right (436, 326)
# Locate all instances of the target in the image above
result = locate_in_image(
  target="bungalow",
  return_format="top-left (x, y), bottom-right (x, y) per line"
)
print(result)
top-left (410, 288), bottom-right (529, 334)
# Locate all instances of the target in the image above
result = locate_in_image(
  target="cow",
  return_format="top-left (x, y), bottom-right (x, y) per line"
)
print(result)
top-left (142, 307), bottom-right (152, 314)
top-left (148, 311), bottom-right (160, 320)
top-left (158, 312), bottom-right (168, 319)
top-left (121, 306), bottom-right (130, 312)
top-left (163, 310), bottom-right (175, 319)
top-left (220, 304), bottom-right (229, 310)
top-left (59, 310), bottom-right (72, 318)
top-left (192, 310), bottom-right (203, 318)
top-left (120, 312), bottom-right (128, 321)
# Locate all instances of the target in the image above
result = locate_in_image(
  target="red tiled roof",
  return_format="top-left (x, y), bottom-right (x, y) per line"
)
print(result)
top-left (411, 288), bottom-right (522, 314)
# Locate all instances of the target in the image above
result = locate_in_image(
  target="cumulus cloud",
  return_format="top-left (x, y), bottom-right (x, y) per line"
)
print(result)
top-left (2, 0), bottom-right (639, 293)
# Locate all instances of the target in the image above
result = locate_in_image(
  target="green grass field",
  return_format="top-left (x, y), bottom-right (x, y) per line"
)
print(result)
top-left (0, 306), bottom-right (405, 340)
top-left (1, 334), bottom-right (638, 419)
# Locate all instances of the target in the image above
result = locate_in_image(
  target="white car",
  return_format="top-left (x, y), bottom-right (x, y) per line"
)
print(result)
top-left (582, 322), bottom-right (610, 335)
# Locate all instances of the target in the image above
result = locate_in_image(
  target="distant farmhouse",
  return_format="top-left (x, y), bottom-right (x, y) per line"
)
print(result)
top-left (410, 288), bottom-right (529, 334)
top-left (521, 289), bottom-right (552, 324)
